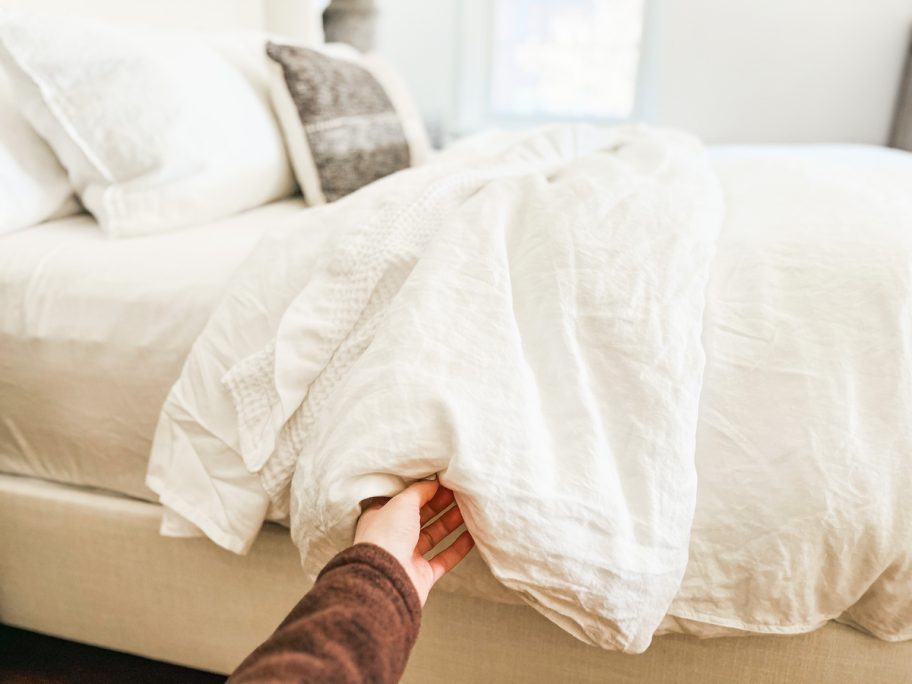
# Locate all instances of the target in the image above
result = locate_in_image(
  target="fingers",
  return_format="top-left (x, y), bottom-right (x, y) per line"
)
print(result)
top-left (395, 479), bottom-right (440, 511)
top-left (428, 531), bottom-right (475, 583)
top-left (419, 485), bottom-right (455, 525)
top-left (417, 504), bottom-right (464, 555)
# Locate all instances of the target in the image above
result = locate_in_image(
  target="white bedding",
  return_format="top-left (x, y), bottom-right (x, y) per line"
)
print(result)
top-left (3, 133), bottom-right (909, 652)
top-left (666, 144), bottom-right (912, 642)
top-left (0, 16), bottom-right (296, 237)
top-left (149, 125), bottom-right (723, 652)
top-left (0, 199), bottom-right (311, 500)
top-left (147, 134), bottom-right (912, 653)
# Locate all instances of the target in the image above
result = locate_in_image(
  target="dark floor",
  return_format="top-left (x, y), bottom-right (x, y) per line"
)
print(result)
top-left (0, 625), bottom-right (225, 683)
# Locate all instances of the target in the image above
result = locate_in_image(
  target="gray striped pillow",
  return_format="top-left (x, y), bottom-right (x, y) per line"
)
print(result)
top-left (266, 42), bottom-right (428, 204)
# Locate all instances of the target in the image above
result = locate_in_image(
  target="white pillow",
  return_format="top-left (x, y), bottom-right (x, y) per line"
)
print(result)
top-left (0, 71), bottom-right (77, 234)
top-left (0, 15), bottom-right (296, 238)
top-left (266, 41), bottom-right (430, 205)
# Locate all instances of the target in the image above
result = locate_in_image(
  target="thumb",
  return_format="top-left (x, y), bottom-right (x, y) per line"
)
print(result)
top-left (395, 478), bottom-right (439, 511)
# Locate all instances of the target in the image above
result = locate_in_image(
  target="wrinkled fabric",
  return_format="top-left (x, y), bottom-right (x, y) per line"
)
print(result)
top-left (152, 124), bottom-right (723, 652)
top-left (662, 145), bottom-right (912, 642)
top-left (147, 137), bottom-right (912, 652)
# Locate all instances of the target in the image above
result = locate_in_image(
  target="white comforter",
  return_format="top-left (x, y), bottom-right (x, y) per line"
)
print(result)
top-left (147, 128), bottom-right (912, 653)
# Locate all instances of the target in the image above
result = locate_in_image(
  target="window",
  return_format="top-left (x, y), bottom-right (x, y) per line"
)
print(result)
top-left (452, 0), bottom-right (645, 137)
top-left (489, 0), bottom-right (645, 121)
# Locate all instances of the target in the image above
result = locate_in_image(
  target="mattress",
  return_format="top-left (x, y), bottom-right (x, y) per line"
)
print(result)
top-left (0, 198), bottom-right (310, 501)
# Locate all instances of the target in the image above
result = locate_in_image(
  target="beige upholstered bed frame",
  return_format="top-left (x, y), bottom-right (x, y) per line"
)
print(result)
top-left (1, 3), bottom-right (911, 681)
top-left (2, 474), bottom-right (911, 682)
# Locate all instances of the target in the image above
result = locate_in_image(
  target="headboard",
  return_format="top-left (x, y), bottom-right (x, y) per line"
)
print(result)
top-left (0, 0), bottom-right (328, 41)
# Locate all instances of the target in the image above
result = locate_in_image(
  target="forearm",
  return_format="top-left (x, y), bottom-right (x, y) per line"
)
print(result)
top-left (229, 543), bottom-right (421, 684)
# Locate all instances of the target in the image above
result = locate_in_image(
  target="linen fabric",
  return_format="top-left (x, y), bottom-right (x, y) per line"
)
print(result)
top-left (150, 124), bottom-right (723, 653)
top-left (0, 70), bottom-right (77, 234)
top-left (266, 40), bottom-right (430, 205)
top-left (0, 14), bottom-right (296, 237)
top-left (147, 138), bottom-right (912, 651)
top-left (664, 144), bottom-right (912, 642)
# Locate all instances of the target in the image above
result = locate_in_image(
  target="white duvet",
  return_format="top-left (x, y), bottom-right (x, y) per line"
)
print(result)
top-left (148, 128), bottom-right (912, 653)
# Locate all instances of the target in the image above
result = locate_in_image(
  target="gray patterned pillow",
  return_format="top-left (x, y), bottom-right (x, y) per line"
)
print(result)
top-left (266, 41), bottom-right (429, 204)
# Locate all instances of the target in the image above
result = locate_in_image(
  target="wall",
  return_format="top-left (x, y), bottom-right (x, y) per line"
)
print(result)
top-left (0, 0), bottom-right (265, 30)
top-left (643, 0), bottom-right (912, 143)
top-left (375, 0), bottom-right (462, 145)
top-left (376, 0), bottom-right (912, 145)
top-left (0, 0), bottom-right (326, 40)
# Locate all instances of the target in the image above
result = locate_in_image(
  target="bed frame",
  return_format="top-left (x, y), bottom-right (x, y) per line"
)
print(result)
top-left (2, 474), bottom-right (910, 683)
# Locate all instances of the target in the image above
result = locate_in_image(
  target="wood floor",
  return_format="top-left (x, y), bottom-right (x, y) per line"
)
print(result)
top-left (0, 625), bottom-right (225, 683)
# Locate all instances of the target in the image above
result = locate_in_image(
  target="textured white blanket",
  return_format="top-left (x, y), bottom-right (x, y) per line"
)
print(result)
top-left (147, 131), bottom-right (912, 653)
top-left (150, 124), bottom-right (722, 652)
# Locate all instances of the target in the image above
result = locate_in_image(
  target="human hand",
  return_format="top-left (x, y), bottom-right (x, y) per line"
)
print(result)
top-left (354, 479), bottom-right (474, 605)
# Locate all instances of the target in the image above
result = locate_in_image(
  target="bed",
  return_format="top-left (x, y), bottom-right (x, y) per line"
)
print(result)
top-left (1, 2), bottom-right (911, 682)
top-left (2, 153), bottom-right (911, 682)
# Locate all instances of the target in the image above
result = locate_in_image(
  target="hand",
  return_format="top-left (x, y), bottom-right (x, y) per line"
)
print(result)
top-left (354, 479), bottom-right (474, 605)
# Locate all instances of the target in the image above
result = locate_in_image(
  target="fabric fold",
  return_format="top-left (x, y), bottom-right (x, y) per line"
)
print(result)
top-left (212, 124), bottom-right (722, 651)
top-left (146, 139), bottom-right (912, 648)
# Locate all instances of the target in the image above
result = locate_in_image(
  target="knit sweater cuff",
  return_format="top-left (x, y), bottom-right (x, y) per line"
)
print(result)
top-left (319, 543), bottom-right (422, 626)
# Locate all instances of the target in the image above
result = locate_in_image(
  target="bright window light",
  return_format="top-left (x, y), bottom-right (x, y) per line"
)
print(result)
top-left (490, 0), bottom-right (645, 120)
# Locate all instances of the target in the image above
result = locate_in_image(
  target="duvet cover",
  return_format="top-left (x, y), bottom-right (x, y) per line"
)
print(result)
top-left (148, 126), bottom-right (912, 652)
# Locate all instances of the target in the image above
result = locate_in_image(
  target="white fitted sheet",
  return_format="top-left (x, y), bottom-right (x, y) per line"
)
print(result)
top-left (0, 198), bottom-right (310, 500)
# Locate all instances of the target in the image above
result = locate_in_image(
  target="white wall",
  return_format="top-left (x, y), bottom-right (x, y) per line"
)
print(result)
top-left (376, 0), bottom-right (461, 146)
top-left (377, 0), bottom-right (912, 145)
top-left (643, 0), bottom-right (912, 143)
top-left (0, 0), bottom-right (326, 40)
top-left (0, 0), bottom-right (265, 31)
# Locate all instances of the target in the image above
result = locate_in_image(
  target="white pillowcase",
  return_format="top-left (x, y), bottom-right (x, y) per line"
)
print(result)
top-left (0, 71), bottom-right (77, 234)
top-left (0, 15), bottom-right (296, 238)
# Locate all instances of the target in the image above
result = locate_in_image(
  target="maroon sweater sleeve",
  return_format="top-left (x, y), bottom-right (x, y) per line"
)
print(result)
top-left (229, 543), bottom-right (421, 684)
